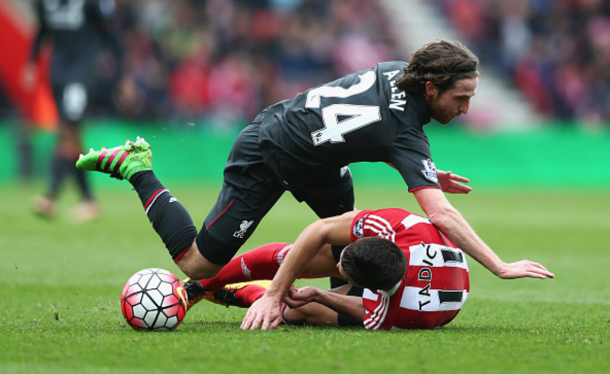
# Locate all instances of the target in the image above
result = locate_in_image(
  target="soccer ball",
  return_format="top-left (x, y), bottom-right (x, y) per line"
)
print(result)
top-left (120, 268), bottom-right (188, 331)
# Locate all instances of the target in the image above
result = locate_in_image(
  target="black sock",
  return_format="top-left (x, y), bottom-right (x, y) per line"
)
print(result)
top-left (48, 154), bottom-right (73, 199)
top-left (330, 277), bottom-right (349, 289)
top-left (75, 167), bottom-right (94, 201)
top-left (129, 171), bottom-right (198, 261)
top-left (17, 130), bottom-right (32, 181)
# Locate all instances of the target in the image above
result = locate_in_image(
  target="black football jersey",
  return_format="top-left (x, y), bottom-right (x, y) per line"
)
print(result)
top-left (258, 61), bottom-right (440, 191)
top-left (30, 0), bottom-right (116, 85)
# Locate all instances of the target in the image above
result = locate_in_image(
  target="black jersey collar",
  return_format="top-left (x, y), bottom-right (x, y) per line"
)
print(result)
top-left (408, 92), bottom-right (432, 125)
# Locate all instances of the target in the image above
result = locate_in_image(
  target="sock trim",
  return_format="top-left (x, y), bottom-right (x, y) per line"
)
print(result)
top-left (276, 244), bottom-right (293, 265)
top-left (144, 189), bottom-right (169, 213)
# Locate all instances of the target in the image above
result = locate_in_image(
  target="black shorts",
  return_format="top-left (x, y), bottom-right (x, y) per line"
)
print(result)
top-left (196, 112), bottom-right (355, 265)
top-left (337, 285), bottom-right (364, 327)
top-left (52, 81), bottom-right (89, 124)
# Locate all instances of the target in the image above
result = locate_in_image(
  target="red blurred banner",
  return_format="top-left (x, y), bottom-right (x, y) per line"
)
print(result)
top-left (0, 0), bottom-right (57, 130)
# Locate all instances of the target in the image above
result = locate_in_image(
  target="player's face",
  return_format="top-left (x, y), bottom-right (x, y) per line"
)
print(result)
top-left (427, 77), bottom-right (478, 125)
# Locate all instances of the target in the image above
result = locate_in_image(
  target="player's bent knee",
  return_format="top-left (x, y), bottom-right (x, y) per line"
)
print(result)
top-left (182, 263), bottom-right (223, 280)
top-left (282, 307), bottom-right (307, 325)
top-left (176, 245), bottom-right (224, 280)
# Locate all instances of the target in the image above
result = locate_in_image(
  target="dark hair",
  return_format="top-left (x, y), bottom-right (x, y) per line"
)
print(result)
top-left (396, 40), bottom-right (479, 94)
top-left (341, 237), bottom-right (407, 291)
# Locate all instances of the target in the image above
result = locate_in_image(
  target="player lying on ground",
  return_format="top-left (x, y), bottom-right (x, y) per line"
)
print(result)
top-left (185, 208), bottom-right (553, 330)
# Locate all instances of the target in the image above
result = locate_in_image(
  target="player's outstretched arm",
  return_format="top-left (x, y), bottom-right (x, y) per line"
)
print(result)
top-left (414, 188), bottom-right (555, 280)
top-left (241, 211), bottom-right (357, 330)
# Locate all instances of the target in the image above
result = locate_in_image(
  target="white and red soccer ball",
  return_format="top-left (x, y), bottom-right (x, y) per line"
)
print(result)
top-left (120, 268), bottom-right (187, 331)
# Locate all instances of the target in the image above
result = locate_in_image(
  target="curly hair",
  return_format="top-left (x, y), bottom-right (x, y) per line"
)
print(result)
top-left (341, 237), bottom-right (407, 291)
top-left (396, 40), bottom-right (479, 94)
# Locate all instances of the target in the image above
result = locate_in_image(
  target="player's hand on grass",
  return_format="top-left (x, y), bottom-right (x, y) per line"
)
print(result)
top-left (437, 170), bottom-right (472, 194)
top-left (496, 260), bottom-right (555, 279)
top-left (241, 295), bottom-right (282, 331)
top-left (284, 286), bottom-right (318, 308)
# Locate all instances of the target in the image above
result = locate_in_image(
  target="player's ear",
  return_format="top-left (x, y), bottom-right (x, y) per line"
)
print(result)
top-left (425, 81), bottom-right (438, 96)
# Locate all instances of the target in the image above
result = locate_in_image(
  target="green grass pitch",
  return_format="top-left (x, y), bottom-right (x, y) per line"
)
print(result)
top-left (1, 183), bottom-right (609, 373)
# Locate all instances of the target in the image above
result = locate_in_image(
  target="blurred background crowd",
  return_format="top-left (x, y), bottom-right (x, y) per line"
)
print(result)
top-left (2, 0), bottom-right (610, 128)
top-left (437, 0), bottom-right (610, 125)
top-left (0, 0), bottom-right (400, 132)
top-left (92, 0), bottom-right (401, 131)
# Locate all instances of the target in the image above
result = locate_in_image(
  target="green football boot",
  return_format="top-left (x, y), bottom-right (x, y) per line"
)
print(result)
top-left (76, 136), bottom-right (152, 180)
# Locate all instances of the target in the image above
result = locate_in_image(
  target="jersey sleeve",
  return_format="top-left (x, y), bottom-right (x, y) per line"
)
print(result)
top-left (388, 128), bottom-right (441, 192)
top-left (362, 289), bottom-right (388, 330)
top-left (362, 287), bottom-right (400, 330)
top-left (350, 208), bottom-right (410, 242)
top-left (350, 210), bottom-right (374, 242)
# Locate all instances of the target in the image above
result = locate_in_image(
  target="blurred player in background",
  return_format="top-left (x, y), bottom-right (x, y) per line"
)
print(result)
top-left (24, 0), bottom-right (122, 222)
top-left (77, 40), bottom-right (550, 327)
top-left (184, 208), bottom-right (552, 330)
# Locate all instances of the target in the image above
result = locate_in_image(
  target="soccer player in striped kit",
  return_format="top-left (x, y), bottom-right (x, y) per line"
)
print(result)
top-left (186, 208), bottom-right (552, 330)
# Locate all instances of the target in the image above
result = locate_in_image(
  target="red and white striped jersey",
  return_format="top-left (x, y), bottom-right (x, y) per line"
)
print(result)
top-left (350, 208), bottom-right (470, 330)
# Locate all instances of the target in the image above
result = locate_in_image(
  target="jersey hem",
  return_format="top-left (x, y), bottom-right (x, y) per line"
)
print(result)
top-left (408, 185), bottom-right (441, 193)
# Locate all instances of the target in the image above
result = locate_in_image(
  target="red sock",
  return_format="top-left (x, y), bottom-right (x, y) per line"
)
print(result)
top-left (198, 242), bottom-right (293, 291)
top-left (234, 285), bottom-right (267, 307)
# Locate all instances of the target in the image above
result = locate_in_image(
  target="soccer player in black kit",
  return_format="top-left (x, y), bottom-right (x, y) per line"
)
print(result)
top-left (25, 0), bottom-right (121, 222)
top-left (77, 40), bottom-right (548, 329)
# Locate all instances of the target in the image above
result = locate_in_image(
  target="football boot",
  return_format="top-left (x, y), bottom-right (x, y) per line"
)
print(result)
top-left (213, 281), bottom-right (272, 308)
top-left (76, 136), bottom-right (152, 181)
top-left (183, 279), bottom-right (218, 310)
top-left (183, 279), bottom-right (271, 309)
